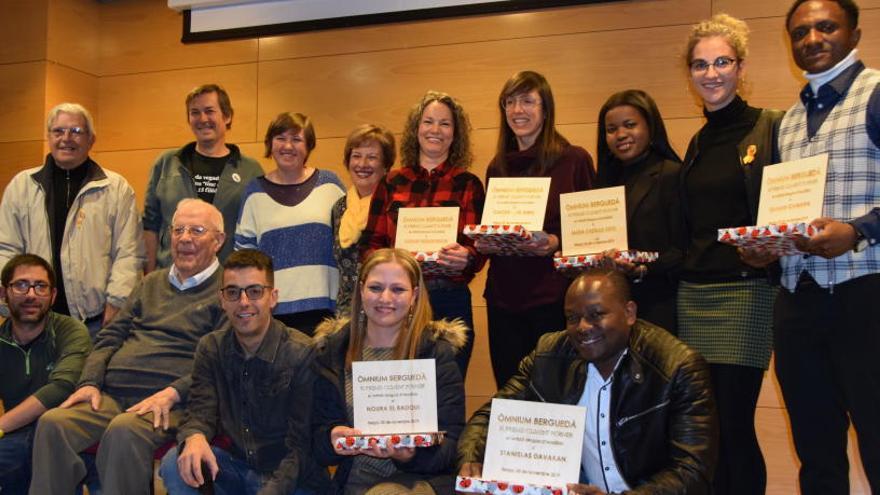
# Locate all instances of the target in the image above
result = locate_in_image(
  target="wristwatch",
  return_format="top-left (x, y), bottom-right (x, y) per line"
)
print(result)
top-left (851, 224), bottom-right (870, 252)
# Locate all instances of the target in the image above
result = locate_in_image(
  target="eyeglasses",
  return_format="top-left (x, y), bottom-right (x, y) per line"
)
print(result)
top-left (689, 56), bottom-right (739, 75)
top-left (170, 225), bottom-right (215, 237)
top-left (50, 127), bottom-right (88, 138)
top-left (502, 95), bottom-right (541, 111)
top-left (7, 280), bottom-right (52, 296)
top-left (220, 284), bottom-right (272, 302)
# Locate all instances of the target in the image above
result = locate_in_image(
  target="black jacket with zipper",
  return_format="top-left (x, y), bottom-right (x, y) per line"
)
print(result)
top-left (457, 319), bottom-right (717, 494)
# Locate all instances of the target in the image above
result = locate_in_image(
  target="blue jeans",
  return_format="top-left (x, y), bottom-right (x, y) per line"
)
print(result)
top-left (427, 284), bottom-right (474, 380)
top-left (0, 424), bottom-right (34, 493)
top-left (160, 445), bottom-right (316, 495)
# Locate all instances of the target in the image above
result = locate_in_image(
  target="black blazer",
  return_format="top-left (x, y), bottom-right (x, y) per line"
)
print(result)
top-left (613, 152), bottom-right (684, 332)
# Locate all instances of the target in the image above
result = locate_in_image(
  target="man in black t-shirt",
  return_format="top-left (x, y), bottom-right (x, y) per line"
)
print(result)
top-left (142, 84), bottom-right (263, 271)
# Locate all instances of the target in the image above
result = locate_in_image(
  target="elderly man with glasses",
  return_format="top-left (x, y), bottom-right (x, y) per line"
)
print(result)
top-left (0, 102), bottom-right (144, 337)
top-left (29, 199), bottom-right (229, 495)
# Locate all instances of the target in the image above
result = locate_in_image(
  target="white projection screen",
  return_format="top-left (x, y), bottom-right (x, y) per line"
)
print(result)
top-left (170, 0), bottom-right (612, 42)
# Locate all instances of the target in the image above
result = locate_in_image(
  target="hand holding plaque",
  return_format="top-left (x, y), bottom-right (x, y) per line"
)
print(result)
top-left (555, 187), bottom-right (657, 274)
top-left (339, 359), bottom-right (443, 453)
top-left (718, 154), bottom-right (828, 256)
top-left (396, 207), bottom-right (462, 275)
top-left (467, 178), bottom-right (552, 256)
top-left (456, 398), bottom-right (585, 495)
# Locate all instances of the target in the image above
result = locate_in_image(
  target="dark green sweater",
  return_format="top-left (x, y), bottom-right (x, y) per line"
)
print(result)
top-left (78, 266), bottom-right (227, 403)
top-left (0, 312), bottom-right (92, 411)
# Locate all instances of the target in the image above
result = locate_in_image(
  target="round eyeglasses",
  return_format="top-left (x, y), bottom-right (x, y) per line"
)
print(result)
top-left (502, 95), bottom-right (541, 111)
top-left (689, 56), bottom-right (739, 75)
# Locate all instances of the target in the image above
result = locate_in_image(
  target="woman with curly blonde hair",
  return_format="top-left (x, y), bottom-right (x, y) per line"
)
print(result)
top-left (678, 14), bottom-right (784, 494)
top-left (362, 91), bottom-right (485, 379)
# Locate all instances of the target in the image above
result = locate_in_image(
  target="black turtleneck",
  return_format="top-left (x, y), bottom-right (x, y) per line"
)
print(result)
top-left (682, 96), bottom-right (764, 282)
top-left (49, 158), bottom-right (92, 315)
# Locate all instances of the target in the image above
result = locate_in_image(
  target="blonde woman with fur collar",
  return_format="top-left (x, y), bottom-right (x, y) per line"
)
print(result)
top-left (311, 248), bottom-right (466, 495)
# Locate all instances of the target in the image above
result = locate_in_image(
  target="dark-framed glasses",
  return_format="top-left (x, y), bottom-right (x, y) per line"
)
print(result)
top-left (170, 225), bottom-right (214, 237)
top-left (50, 127), bottom-right (88, 138)
top-left (220, 284), bottom-right (272, 302)
top-left (689, 56), bottom-right (739, 75)
top-left (8, 280), bottom-right (52, 296)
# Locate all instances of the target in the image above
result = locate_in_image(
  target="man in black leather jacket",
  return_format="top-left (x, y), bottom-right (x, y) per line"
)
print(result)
top-left (457, 269), bottom-right (717, 494)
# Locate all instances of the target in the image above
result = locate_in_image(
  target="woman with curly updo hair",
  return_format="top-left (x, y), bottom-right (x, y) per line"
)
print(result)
top-left (679, 14), bottom-right (784, 494)
top-left (362, 91), bottom-right (485, 379)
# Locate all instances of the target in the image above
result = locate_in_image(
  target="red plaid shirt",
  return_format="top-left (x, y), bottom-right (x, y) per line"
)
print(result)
top-left (362, 162), bottom-right (486, 283)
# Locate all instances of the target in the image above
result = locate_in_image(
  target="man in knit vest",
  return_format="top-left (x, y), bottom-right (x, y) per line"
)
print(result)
top-left (753, 1), bottom-right (880, 493)
top-left (29, 199), bottom-right (228, 495)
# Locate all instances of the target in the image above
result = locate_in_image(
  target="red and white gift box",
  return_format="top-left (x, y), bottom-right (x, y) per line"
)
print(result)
top-left (553, 250), bottom-right (659, 272)
top-left (455, 476), bottom-right (566, 495)
top-left (463, 224), bottom-right (544, 256)
top-left (335, 432), bottom-right (444, 451)
top-left (412, 251), bottom-right (459, 277)
top-left (717, 223), bottom-right (818, 256)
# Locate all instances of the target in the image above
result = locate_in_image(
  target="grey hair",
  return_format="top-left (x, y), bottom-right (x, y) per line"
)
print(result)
top-left (46, 103), bottom-right (96, 137)
top-left (172, 198), bottom-right (224, 234)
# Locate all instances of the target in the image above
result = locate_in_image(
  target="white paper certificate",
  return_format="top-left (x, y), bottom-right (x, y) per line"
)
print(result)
top-left (756, 154), bottom-right (828, 226)
top-left (482, 398), bottom-right (586, 487)
top-left (351, 359), bottom-right (438, 434)
top-left (395, 207), bottom-right (460, 252)
top-left (482, 177), bottom-right (552, 231)
top-left (559, 186), bottom-right (628, 256)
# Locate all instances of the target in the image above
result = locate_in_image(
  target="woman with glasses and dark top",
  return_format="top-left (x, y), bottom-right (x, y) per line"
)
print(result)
top-left (476, 71), bottom-right (595, 388)
top-left (235, 112), bottom-right (345, 336)
top-left (680, 14), bottom-right (783, 495)
top-left (361, 91), bottom-right (485, 379)
top-left (312, 248), bottom-right (466, 495)
top-left (595, 89), bottom-right (684, 334)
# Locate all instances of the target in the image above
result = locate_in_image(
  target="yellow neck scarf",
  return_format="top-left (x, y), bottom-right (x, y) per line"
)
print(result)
top-left (339, 186), bottom-right (372, 249)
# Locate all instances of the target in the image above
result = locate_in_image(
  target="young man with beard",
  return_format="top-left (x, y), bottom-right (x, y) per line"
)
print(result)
top-left (0, 254), bottom-right (91, 492)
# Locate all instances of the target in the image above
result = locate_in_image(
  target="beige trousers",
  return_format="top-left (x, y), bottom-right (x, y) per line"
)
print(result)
top-left (28, 393), bottom-right (182, 495)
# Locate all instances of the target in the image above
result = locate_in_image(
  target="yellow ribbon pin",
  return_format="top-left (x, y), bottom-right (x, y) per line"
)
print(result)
top-left (743, 144), bottom-right (757, 165)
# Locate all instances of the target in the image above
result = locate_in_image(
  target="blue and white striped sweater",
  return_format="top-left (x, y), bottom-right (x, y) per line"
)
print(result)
top-left (234, 170), bottom-right (345, 314)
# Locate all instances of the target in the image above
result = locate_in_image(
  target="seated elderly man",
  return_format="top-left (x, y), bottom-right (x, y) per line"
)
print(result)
top-left (0, 254), bottom-right (91, 492)
top-left (29, 198), bottom-right (228, 495)
top-left (457, 269), bottom-right (717, 494)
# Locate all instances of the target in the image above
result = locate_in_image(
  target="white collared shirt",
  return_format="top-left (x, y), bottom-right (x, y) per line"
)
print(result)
top-left (578, 352), bottom-right (630, 494)
top-left (168, 258), bottom-right (220, 291)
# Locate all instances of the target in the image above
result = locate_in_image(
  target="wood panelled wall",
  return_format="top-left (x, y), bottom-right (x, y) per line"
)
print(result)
top-left (2, 0), bottom-right (878, 492)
